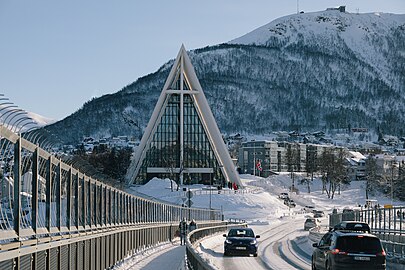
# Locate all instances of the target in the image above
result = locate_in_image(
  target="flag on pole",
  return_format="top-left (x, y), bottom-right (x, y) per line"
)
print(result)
top-left (256, 160), bottom-right (262, 171)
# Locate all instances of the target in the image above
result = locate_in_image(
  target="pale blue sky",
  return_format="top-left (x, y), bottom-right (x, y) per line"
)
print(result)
top-left (1, 0), bottom-right (404, 120)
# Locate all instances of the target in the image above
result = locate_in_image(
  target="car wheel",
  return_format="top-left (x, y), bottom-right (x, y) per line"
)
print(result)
top-left (224, 251), bottom-right (228, 257)
top-left (254, 253), bottom-right (258, 257)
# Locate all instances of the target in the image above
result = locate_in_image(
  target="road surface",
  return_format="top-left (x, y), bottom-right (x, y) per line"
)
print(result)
top-left (197, 215), bottom-right (318, 270)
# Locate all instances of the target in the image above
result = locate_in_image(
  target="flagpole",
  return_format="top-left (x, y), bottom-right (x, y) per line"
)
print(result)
top-left (253, 142), bottom-right (256, 176)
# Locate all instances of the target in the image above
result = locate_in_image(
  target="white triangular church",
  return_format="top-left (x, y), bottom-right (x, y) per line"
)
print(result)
top-left (126, 45), bottom-right (242, 187)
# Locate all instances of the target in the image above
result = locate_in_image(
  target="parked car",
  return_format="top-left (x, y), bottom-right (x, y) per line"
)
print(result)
top-left (304, 205), bottom-right (315, 213)
top-left (284, 198), bottom-right (296, 207)
top-left (223, 227), bottom-right (260, 257)
top-left (312, 225), bottom-right (385, 269)
top-left (304, 217), bottom-right (320, 230)
top-left (278, 192), bottom-right (289, 200)
top-left (314, 210), bottom-right (325, 218)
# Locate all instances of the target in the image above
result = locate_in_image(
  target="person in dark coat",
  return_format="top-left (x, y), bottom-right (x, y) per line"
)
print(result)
top-left (179, 218), bottom-right (188, 245)
top-left (189, 219), bottom-right (197, 231)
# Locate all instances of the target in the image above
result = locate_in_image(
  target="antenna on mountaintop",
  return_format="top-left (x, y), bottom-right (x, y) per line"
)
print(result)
top-left (356, 8), bottom-right (359, 15)
top-left (297, 0), bottom-right (299, 14)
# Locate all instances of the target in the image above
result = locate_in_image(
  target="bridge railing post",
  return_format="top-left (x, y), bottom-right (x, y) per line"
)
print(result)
top-left (45, 155), bottom-right (52, 233)
top-left (32, 147), bottom-right (39, 234)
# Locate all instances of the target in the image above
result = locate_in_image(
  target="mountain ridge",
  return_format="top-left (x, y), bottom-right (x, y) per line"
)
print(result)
top-left (42, 10), bottom-right (405, 145)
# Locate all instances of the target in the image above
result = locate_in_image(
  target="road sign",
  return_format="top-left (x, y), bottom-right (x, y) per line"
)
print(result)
top-left (186, 190), bottom-right (193, 199)
top-left (185, 200), bottom-right (193, 207)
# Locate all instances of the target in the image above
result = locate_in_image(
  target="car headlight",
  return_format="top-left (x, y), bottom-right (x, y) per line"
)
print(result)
top-left (250, 240), bottom-right (257, 245)
top-left (225, 239), bottom-right (232, 244)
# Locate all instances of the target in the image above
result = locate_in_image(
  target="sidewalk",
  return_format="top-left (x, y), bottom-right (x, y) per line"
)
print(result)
top-left (113, 241), bottom-right (186, 270)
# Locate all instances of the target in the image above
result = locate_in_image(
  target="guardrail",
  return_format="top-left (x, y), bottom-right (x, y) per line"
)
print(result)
top-left (0, 124), bottom-right (222, 269)
top-left (193, 188), bottom-right (259, 196)
top-left (186, 221), bottom-right (248, 270)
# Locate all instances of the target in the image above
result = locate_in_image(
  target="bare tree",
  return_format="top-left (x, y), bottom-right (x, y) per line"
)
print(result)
top-left (304, 145), bottom-right (318, 193)
top-left (161, 143), bottom-right (180, 191)
top-left (332, 148), bottom-right (349, 198)
top-left (286, 143), bottom-right (300, 192)
top-left (319, 147), bottom-right (348, 199)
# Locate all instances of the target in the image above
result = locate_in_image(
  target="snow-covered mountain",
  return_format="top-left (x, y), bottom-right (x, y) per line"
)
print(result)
top-left (43, 10), bottom-right (405, 144)
top-left (230, 11), bottom-right (403, 90)
top-left (26, 111), bottom-right (55, 127)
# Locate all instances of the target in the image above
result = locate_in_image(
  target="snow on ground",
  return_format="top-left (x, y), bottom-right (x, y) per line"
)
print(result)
top-left (113, 240), bottom-right (187, 270)
top-left (130, 174), bottom-right (398, 223)
top-left (248, 172), bottom-right (402, 213)
top-left (119, 174), bottom-right (398, 269)
top-left (129, 177), bottom-right (291, 222)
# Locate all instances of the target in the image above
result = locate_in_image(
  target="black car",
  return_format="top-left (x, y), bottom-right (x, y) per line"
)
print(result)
top-left (223, 228), bottom-right (260, 257)
top-left (314, 210), bottom-right (325, 218)
top-left (284, 198), bottom-right (296, 207)
top-left (312, 227), bottom-right (386, 269)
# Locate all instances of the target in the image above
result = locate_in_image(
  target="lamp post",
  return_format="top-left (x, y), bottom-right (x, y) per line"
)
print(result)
top-left (209, 173), bottom-right (212, 209)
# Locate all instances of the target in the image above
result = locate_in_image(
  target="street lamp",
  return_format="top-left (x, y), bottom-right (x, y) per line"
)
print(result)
top-left (209, 173), bottom-right (212, 209)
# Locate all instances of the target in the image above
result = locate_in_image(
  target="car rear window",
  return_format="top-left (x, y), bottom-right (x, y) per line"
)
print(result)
top-left (336, 236), bottom-right (382, 253)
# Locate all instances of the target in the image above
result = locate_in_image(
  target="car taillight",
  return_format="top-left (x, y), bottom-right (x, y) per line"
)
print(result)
top-left (330, 249), bottom-right (347, 255)
top-left (377, 250), bottom-right (386, 256)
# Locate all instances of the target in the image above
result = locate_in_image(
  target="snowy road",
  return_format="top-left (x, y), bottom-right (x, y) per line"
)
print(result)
top-left (197, 216), bottom-right (317, 270)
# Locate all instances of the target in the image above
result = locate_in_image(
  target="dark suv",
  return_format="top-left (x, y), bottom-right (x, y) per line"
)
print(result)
top-left (312, 222), bottom-right (386, 270)
top-left (223, 228), bottom-right (260, 257)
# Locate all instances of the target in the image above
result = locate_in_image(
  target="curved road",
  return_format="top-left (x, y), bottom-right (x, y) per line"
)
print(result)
top-left (197, 216), bottom-right (318, 270)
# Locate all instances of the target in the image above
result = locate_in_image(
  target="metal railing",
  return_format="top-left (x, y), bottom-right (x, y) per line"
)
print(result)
top-left (0, 124), bottom-right (222, 269)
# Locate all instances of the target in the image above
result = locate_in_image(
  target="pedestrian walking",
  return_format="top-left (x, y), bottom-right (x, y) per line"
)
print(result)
top-left (189, 219), bottom-right (197, 231)
top-left (179, 218), bottom-right (188, 245)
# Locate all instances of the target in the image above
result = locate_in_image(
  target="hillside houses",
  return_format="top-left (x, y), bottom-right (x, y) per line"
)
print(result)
top-left (61, 136), bottom-right (139, 154)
